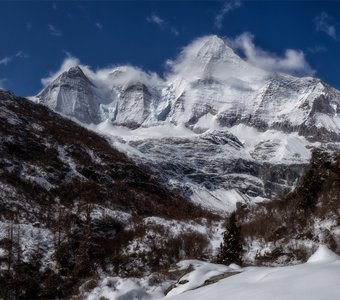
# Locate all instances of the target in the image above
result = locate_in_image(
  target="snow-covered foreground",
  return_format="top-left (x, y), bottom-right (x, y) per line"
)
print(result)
top-left (167, 246), bottom-right (340, 300)
top-left (86, 246), bottom-right (340, 300)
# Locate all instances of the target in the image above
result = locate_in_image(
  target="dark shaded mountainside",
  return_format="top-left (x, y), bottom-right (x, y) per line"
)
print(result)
top-left (0, 90), bottom-right (211, 220)
top-left (237, 149), bottom-right (340, 264)
top-left (0, 90), bottom-right (217, 299)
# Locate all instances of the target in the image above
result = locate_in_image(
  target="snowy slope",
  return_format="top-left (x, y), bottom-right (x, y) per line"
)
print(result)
top-left (165, 246), bottom-right (340, 300)
top-left (84, 246), bottom-right (340, 300)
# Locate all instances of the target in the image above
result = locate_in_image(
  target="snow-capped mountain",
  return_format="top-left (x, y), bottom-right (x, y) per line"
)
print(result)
top-left (37, 65), bottom-right (163, 128)
top-left (36, 35), bottom-right (340, 212)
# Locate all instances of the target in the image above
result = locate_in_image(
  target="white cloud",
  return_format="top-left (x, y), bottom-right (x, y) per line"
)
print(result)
top-left (94, 65), bottom-right (163, 88)
top-left (315, 12), bottom-right (336, 40)
top-left (146, 14), bottom-right (164, 27)
top-left (48, 24), bottom-right (62, 37)
top-left (41, 54), bottom-right (163, 89)
top-left (0, 51), bottom-right (28, 66)
top-left (215, 0), bottom-right (241, 29)
top-left (227, 32), bottom-right (315, 76)
top-left (95, 22), bottom-right (103, 31)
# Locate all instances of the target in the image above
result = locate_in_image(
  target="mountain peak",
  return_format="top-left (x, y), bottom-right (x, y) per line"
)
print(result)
top-left (200, 34), bottom-right (225, 48)
top-left (193, 35), bottom-right (241, 65)
top-left (168, 34), bottom-right (260, 81)
top-left (59, 65), bottom-right (93, 84)
top-left (37, 64), bottom-right (99, 124)
top-left (199, 35), bottom-right (232, 51)
top-left (68, 65), bottom-right (83, 74)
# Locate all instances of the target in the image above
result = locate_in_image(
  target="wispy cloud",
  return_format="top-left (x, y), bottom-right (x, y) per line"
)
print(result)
top-left (146, 13), bottom-right (179, 36)
top-left (26, 22), bottom-right (32, 30)
top-left (95, 22), bottom-right (103, 31)
top-left (146, 14), bottom-right (165, 27)
top-left (215, 0), bottom-right (241, 29)
top-left (308, 45), bottom-right (327, 54)
top-left (48, 24), bottom-right (62, 37)
top-left (16, 51), bottom-right (28, 59)
top-left (315, 12), bottom-right (336, 40)
top-left (52, 3), bottom-right (57, 10)
top-left (0, 56), bottom-right (12, 66)
top-left (0, 51), bottom-right (28, 66)
top-left (170, 27), bottom-right (179, 36)
top-left (227, 32), bottom-right (315, 76)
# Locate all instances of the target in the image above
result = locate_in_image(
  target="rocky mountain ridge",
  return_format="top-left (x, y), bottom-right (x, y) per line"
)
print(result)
top-left (36, 35), bottom-right (340, 141)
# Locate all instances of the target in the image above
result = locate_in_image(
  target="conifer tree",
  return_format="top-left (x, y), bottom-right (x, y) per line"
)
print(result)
top-left (217, 212), bottom-right (242, 265)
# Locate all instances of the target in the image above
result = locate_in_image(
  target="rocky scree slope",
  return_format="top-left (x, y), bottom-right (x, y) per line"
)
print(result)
top-left (0, 90), bottom-right (219, 299)
top-left (35, 35), bottom-right (340, 212)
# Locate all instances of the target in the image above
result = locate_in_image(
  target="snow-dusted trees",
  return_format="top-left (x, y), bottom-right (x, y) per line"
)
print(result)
top-left (217, 212), bottom-right (242, 265)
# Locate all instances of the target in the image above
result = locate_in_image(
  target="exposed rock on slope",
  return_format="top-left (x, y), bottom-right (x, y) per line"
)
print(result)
top-left (0, 90), bottom-right (218, 299)
top-left (0, 90), bottom-right (213, 220)
top-left (119, 131), bottom-right (305, 212)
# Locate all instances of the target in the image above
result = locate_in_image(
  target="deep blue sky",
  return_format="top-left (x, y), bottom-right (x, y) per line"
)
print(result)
top-left (1, 1), bottom-right (340, 96)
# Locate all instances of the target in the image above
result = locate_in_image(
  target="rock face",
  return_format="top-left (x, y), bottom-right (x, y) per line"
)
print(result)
top-left (35, 35), bottom-right (340, 211)
top-left (113, 82), bottom-right (152, 128)
top-left (37, 66), bottom-right (105, 124)
top-left (118, 130), bottom-right (307, 212)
